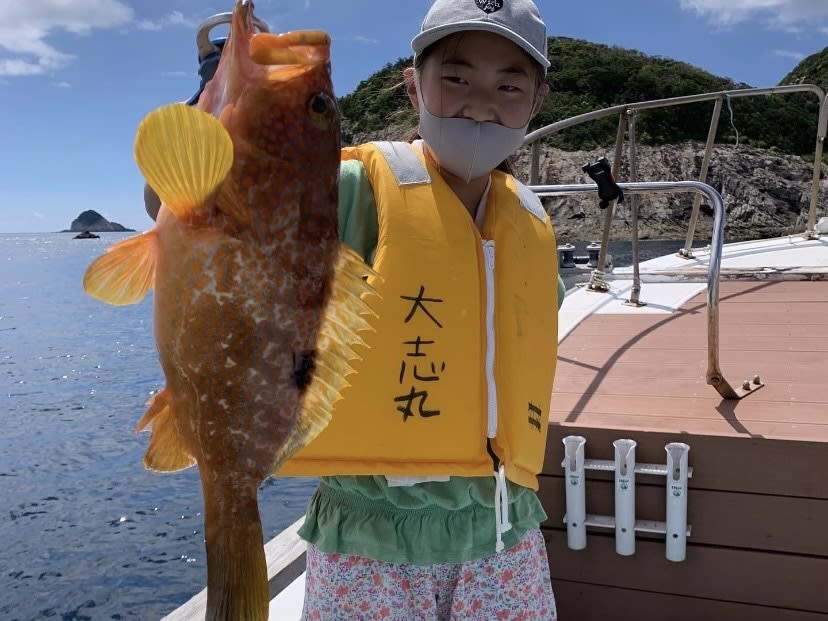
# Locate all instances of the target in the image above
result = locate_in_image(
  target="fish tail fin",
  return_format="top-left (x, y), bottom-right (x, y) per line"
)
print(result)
top-left (203, 479), bottom-right (269, 621)
top-left (83, 231), bottom-right (157, 305)
top-left (136, 388), bottom-right (196, 472)
top-left (269, 244), bottom-right (379, 472)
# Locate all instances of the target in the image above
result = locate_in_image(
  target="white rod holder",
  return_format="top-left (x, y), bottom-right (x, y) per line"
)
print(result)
top-left (561, 437), bottom-right (693, 561)
top-left (613, 439), bottom-right (637, 556)
top-left (563, 435), bottom-right (587, 550)
top-left (665, 442), bottom-right (691, 562)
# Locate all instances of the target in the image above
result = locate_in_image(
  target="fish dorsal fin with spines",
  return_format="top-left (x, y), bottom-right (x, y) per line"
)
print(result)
top-left (134, 104), bottom-right (234, 221)
top-left (269, 244), bottom-right (380, 473)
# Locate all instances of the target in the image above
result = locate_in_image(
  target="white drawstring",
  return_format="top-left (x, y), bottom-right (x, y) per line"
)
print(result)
top-left (482, 241), bottom-right (497, 438)
top-left (494, 475), bottom-right (504, 553)
top-left (493, 464), bottom-right (512, 552)
top-left (499, 464), bottom-right (512, 532)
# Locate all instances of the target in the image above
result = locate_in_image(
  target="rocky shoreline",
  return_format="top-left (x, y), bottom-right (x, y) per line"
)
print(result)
top-left (350, 127), bottom-right (828, 241)
top-left (512, 141), bottom-right (827, 241)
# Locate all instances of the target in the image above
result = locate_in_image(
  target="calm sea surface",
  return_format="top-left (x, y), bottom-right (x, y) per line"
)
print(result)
top-left (0, 233), bottom-right (317, 620)
top-left (0, 233), bottom-right (690, 620)
top-left (558, 238), bottom-right (702, 290)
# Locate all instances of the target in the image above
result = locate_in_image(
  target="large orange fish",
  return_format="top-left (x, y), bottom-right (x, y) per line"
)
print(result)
top-left (83, 1), bottom-right (375, 619)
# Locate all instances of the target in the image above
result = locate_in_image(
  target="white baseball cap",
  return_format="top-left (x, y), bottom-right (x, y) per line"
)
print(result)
top-left (412, 0), bottom-right (550, 72)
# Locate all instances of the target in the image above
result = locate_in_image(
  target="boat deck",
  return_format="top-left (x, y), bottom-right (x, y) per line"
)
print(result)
top-left (166, 236), bottom-right (828, 620)
top-left (553, 278), bottom-right (828, 441)
top-left (542, 236), bottom-right (828, 620)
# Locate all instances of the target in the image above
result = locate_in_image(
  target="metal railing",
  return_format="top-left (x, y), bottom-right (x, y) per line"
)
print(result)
top-left (532, 180), bottom-right (761, 400)
top-left (524, 85), bottom-right (828, 286)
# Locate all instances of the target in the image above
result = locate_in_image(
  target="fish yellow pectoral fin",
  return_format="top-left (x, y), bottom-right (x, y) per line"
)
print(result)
top-left (134, 103), bottom-right (233, 221)
top-left (136, 388), bottom-right (196, 472)
top-left (270, 244), bottom-right (380, 473)
top-left (83, 232), bottom-right (157, 305)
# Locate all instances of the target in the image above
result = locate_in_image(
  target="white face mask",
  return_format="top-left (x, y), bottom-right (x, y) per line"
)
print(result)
top-left (416, 79), bottom-right (530, 183)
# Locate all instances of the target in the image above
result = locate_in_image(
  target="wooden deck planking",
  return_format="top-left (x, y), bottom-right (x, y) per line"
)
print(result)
top-left (538, 476), bottom-right (828, 556)
top-left (555, 348), bottom-right (827, 372)
top-left (551, 580), bottom-right (828, 621)
top-left (569, 308), bottom-right (828, 330)
top-left (551, 281), bottom-right (828, 443)
top-left (548, 413), bottom-right (828, 443)
top-left (542, 280), bottom-right (828, 618)
top-left (542, 426), bottom-right (828, 498)
top-left (543, 530), bottom-right (828, 612)
top-left (553, 374), bottom-right (826, 402)
top-left (561, 331), bottom-right (828, 353)
top-left (552, 393), bottom-right (828, 424)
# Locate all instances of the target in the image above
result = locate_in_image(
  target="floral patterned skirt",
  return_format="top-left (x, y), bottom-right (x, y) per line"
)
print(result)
top-left (301, 528), bottom-right (557, 620)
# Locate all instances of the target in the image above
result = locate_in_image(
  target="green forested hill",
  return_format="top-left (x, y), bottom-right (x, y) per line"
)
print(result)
top-left (781, 46), bottom-right (828, 87)
top-left (339, 37), bottom-right (826, 156)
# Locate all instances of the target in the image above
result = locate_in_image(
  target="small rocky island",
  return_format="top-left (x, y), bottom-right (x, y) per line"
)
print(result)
top-left (63, 210), bottom-right (135, 234)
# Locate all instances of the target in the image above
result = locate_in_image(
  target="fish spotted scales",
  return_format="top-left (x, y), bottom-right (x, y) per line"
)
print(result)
top-left (82, 2), bottom-right (377, 619)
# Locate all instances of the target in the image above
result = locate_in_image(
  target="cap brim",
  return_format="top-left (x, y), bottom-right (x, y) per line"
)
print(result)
top-left (411, 22), bottom-right (550, 70)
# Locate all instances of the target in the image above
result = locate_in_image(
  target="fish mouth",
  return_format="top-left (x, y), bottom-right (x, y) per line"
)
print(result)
top-left (228, 1), bottom-right (329, 80)
top-left (249, 31), bottom-right (330, 80)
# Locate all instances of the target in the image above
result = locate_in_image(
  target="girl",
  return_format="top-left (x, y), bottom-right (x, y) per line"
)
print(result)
top-left (144, 1), bottom-right (563, 617)
top-left (293, 1), bottom-right (562, 619)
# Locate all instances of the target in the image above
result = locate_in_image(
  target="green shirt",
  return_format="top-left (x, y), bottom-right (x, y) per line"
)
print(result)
top-left (298, 159), bottom-right (563, 564)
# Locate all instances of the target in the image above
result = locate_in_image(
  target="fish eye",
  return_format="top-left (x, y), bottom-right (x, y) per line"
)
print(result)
top-left (308, 93), bottom-right (336, 129)
top-left (310, 94), bottom-right (329, 114)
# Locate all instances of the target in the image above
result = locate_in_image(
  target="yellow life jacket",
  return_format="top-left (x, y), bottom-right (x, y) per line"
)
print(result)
top-left (279, 141), bottom-right (558, 491)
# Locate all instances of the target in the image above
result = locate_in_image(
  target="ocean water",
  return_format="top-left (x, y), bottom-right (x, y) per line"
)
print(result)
top-left (0, 233), bottom-right (317, 620)
top-left (557, 238), bottom-right (703, 290)
top-left (0, 232), bottom-right (690, 620)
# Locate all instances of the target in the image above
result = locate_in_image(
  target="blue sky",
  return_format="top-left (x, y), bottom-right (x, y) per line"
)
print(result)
top-left (2, 0), bottom-right (828, 234)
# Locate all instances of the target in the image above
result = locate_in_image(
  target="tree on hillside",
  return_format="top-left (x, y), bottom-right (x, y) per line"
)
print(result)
top-left (337, 38), bottom-right (826, 157)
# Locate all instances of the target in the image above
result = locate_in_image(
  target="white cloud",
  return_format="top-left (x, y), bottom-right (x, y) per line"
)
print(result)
top-left (135, 11), bottom-right (198, 32)
top-left (0, 57), bottom-right (54, 76)
top-left (160, 70), bottom-right (194, 78)
top-left (352, 35), bottom-right (379, 45)
top-left (680, 0), bottom-right (828, 28)
top-left (771, 49), bottom-right (806, 59)
top-left (0, 3), bottom-right (197, 78)
top-left (50, 80), bottom-right (72, 87)
top-left (0, 0), bottom-right (133, 76)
